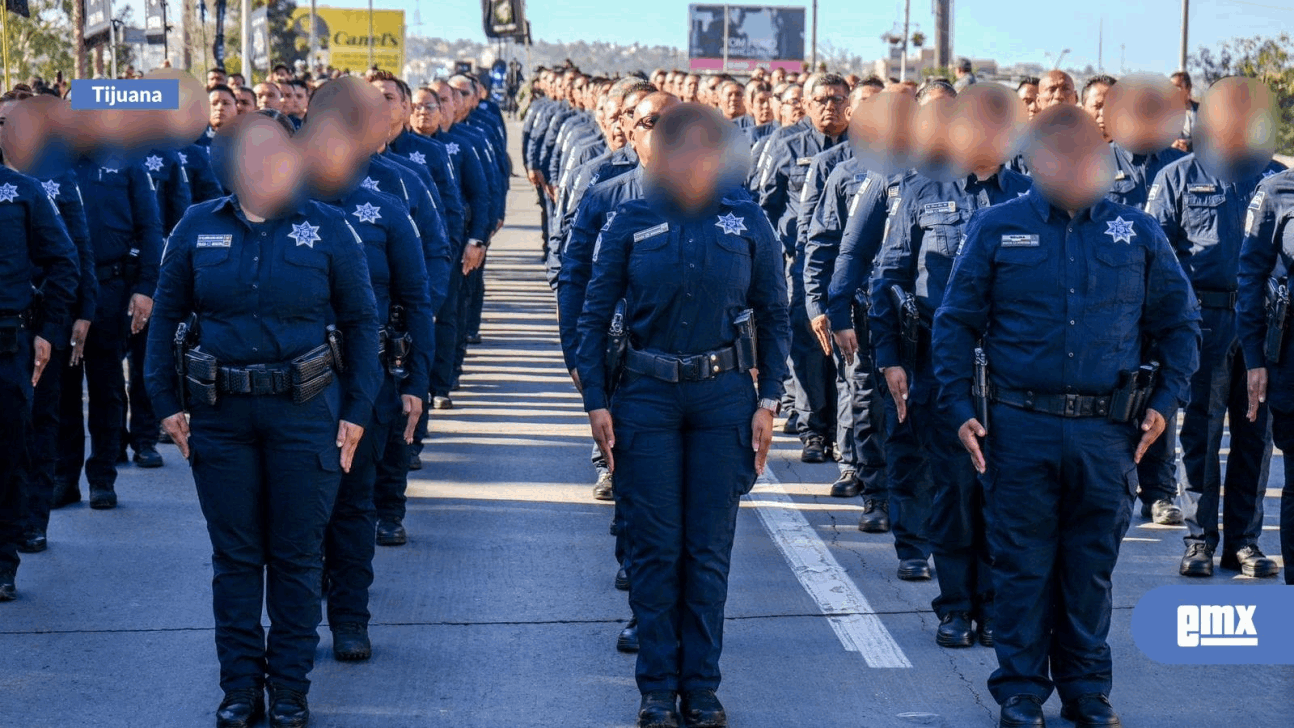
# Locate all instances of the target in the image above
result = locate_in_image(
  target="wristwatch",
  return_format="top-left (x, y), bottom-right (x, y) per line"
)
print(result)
top-left (758, 398), bottom-right (781, 415)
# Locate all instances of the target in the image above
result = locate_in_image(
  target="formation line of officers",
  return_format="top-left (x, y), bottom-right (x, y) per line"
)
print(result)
top-left (531, 63), bottom-right (1292, 728)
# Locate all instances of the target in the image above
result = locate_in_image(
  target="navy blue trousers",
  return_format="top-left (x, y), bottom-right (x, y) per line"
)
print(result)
top-left (880, 382), bottom-right (933, 562)
top-left (1272, 407), bottom-right (1294, 586)
top-left (832, 337), bottom-right (886, 492)
top-left (124, 325), bottom-right (159, 450)
top-left (983, 404), bottom-right (1136, 704)
top-left (56, 278), bottom-right (128, 492)
top-left (612, 370), bottom-right (756, 694)
top-left (0, 336), bottom-right (33, 575)
top-left (188, 387), bottom-right (343, 694)
top-left (21, 345), bottom-right (67, 535)
top-left (786, 255), bottom-right (835, 444)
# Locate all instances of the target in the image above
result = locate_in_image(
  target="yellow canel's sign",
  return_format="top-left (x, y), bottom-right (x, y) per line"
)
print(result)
top-left (291, 6), bottom-right (407, 72)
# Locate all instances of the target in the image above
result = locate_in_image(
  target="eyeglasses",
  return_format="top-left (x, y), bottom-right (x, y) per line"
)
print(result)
top-left (412, 103), bottom-right (440, 112)
top-left (810, 95), bottom-right (847, 107)
top-left (634, 113), bottom-right (661, 131)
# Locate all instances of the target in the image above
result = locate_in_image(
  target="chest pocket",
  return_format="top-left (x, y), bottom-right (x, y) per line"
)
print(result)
top-left (918, 209), bottom-right (966, 257)
top-left (993, 245), bottom-right (1052, 302)
top-left (1092, 244), bottom-right (1146, 306)
top-left (627, 228), bottom-right (676, 292)
top-left (711, 234), bottom-right (754, 297)
top-left (1183, 193), bottom-right (1225, 243)
top-left (192, 245), bottom-right (233, 302)
top-left (788, 162), bottom-right (812, 200)
top-left (1108, 177), bottom-right (1138, 205)
top-left (282, 242), bottom-right (333, 306)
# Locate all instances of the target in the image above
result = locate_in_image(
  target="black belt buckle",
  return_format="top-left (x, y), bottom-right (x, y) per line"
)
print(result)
top-left (679, 354), bottom-right (704, 382)
top-left (1063, 393), bottom-right (1081, 417)
top-left (243, 364), bottom-right (282, 396)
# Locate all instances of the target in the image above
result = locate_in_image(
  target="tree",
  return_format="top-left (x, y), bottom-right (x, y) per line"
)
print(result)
top-left (3, 0), bottom-right (77, 83)
top-left (218, 0), bottom-right (300, 81)
top-left (1192, 33), bottom-right (1294, 155)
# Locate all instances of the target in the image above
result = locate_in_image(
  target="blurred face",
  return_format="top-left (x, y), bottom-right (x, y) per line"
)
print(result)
top-left (1082, 83), bottom-right (1112, 142)
top-left (751, 91), bottom-right (774, 124)
top-left (807, 82), bottom-right (849, 135)
top-left (277, 83), bottom-right (297, 114)
top-left (1105, 74), bottom-right (1186, 155)
top-left (229, 118), bottom-right (305, 220)
top-left (1018, 83), bottom-right (1039, 120)
top-left (1194, 76), bottom-right (1278, 181)
top-left (209, 89), bottom-right (237, 129)
top-left (950, 84), bottom-right (1026, 174)
top-left (371, 80), bottom-right (405, 139)
top-left (1027, 108), bottom-right (1116, 213)
top-left (652, 119), bottom-right (725, 209)
top-left (1038, 71), bottom-right (1077, 109)
top-left (254, 82), bottom-right (282, 111)
top-left (720, 83), bottom-right (745, 120)
top-left (410, 89), bottom-right (441, 135)
top-left (235, 88), bottom-right (255, 115)
top-left (781, 86), bottom-right (803, 125)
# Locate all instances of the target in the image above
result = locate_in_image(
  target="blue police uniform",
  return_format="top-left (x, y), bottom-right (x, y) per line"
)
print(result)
top-left (321, 186), bottom-right (435, 641)
top-left (179, 144), bottom-right (225, 203)
top-left (390, 130), bottom-right (465, 246)
top-left (144, 196), bottom-right (381, 701)
top-left (21, 173), bottom-right (97, 535)
top-left (575, 188), bottom-right (790, 698)
top-left (1107, 142), bottom-right (1185, 209)
top-left (1237, 168), bottom-right (1294, 584)
top-left (1147, 155), bottom-right (1285, 572)
top-left (58, 160), bottom-right (163, 507)
top-left (871, 169), bottom-right (1032, 604)
top-left (934, 187), bottom-right (1200, 708)
top-left (0, 168), bottom-right (80, 592)
top-left (804, 159), bottom-right (888, 499)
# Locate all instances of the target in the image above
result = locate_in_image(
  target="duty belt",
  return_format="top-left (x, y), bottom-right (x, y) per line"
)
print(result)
top-left (215, 343), bottom-right (336, 403)
top-left (625, 346), bottom-right (740, 383)
top-left (1195, 289), bottom-right (1238, 310)
top-left (95, 260), bottom-right (126, 281)
top-left (991, 387), bottom-right (1112, 418)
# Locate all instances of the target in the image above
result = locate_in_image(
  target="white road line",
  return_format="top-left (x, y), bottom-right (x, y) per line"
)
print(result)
top-left (745, 467), bottom-right (913, 668)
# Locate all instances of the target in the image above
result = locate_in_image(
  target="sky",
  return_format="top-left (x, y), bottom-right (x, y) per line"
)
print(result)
top-left (124, 0), bottom-right (1293, 75)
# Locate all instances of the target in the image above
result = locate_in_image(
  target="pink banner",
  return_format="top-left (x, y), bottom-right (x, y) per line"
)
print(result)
top-left (689, 58), bottom-right (802, 72)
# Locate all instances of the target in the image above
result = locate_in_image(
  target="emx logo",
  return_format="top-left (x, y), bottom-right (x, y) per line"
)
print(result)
top-left (1134, 586), bottom-right (1292, 664)
top-left (1177, 604), bottom-right (1257, 647)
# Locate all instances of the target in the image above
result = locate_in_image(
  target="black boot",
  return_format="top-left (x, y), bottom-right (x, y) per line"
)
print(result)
top-left (1060, 694), bottom-right (1121, 727)
top-left (18, 530), bottom-right (47, 554)
top-left (638, 692), bottom-right (680, 728)
top-left (0, 571), bottom-right (15, 602)
top-left (332, 622), bottom-right (372, 661)
top-left (617, 618), bottom-right (639, 653)
top-left (936, 612), bottom-right (975, 648)
top-left (680, 689), bottom-right (727, 728)
top-left (999, 694), bottom-right (1045, 728)
top-left (376, 517), bottom-right (407, 546)
top-left (89, 486), bottom-right (117, 510)
top-left (857, 499), bottom-right (890, 532)
top-left (216, 688), bottom-right (264, 728)
top-left (268, 687), bottom-right (309, 728)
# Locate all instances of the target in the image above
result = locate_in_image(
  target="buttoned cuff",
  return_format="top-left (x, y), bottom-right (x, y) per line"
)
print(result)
top-left (804, 299), bottom-right (825, 322)
top-left (1146, 389), bottom-right (1179, 421)
top-left (874, 345), bottom-right (902, 371)
top-left (340, 399), bottom-right (374, 431)
top-left (583, 387), bottom-right (608, 413)
top-left (827, 306), bottom-right (854, 333)
top-left (949, 399), bottom-right (977, 429)
top-left (1240, 343), bottom-right (1268, 372)
top-left (38, 321), bottom-right (65, 347)
top-left (757, 377), bottom-right (785, 403)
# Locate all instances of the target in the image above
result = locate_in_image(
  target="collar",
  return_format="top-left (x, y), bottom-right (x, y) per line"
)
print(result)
top-left (216, 194), bottom-right (310, 225)
top-left (958, 168), bottom-right (1006, 193)
top-left (1025, 186), bottom-right (1105, 224)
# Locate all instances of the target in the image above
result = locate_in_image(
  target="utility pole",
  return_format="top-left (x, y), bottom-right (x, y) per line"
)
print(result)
top-left (1098, 18), bottom-right (1103, 72)
top-left (810, 0), bottom-right (817, 70)
top-left (310, 0), bottom-right (319, 69)
top-left (899, 0), bottom-right (910, 82)
top-left (722, 5), bottom-right (729, 72)
top-left (240, 0), bottom-right (250, 80)
top-left (109, 3), bottom-right (118, 79)
top-left (1179, 0), bottom-right (1189, 71)
top-left (368, 0), bottom-right (375, 69)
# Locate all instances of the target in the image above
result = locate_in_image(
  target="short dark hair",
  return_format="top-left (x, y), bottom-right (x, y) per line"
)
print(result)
top-left (858, 75), bottom-right (886, 91)
top-left (656, 103), bottom-right (727, 152)
top-left (290, 78), bottom-right (309, 91)
top-left (257, 108), bottom-right (296, 135)
top-left (209, 67), bottom-right (227, 75)
top-left (807, 72), bottom-right (848, 98)
top-left (1081, 74), bottom-right (1118, 103)
top-left (958, 58), bottom-right (973, 71)
top-left (916, 79), bottom-right (956, 103)
top-left (208, 83), bottom-right (236, 101)
top-left (1170, 71), bottom-right (1192, 88)
top-left (272, 63), bottom-right (290, 74)
top-left (1017, 76), bottom-right (1040, 92)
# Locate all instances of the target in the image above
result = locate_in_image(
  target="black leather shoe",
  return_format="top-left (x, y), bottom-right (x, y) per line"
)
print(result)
top-left (408, 453), bottom-right (422, 470)
top-left (0, 571), bottom-right (15, 602)
top-left (781, 418), bottom-right (798, 435)
top-left (936, 612), bottom-right (975, 648)
top-left (999, 694), bottom-right (1045, 728)
top-left (216, 688), bottom-right (264, 728)
top-left (1060, 694), bottom-right (1121, 727)
top-left (268, 687), bottom-right (309, 728)
top-left (133, 445), bottom-right (163, 468)
top-left (593, 472), bottom-right (615, 501)
top-left (17, 531), bottom-right (47, 554)
top-left (52, 483), bottom-right (80, 509)
top-left (332, 623), bottom-right (371, 661)
top-left (158, 428), bottom-right (173, 444)
top-left (800, 437), bottom-right (826, 463)
top-left (680, 689), bottom-right (727, 728)
top-left (615, 566), bottom-right (630, 591)
top-left (376, 518), bottom-right (407, 546)
top-left (829, 470), bottom-right (861, 498)
top-left (858, 499), bottom-right (890, 533)
top-left (638, 691), bottom-right (679, 728)
top-left (1179, 542), bottom-right (1214, 577)
top-left (897, 558), bottom-right (932, 581)
top-left (1220, 545), bottom-right (1280, 578)
top-left (89, 487), bottom-right (117, 510)
top-left (617, 618), bottom-right (639, 653)
top-left (465, 334), bottom-right (483, 345)
top-left (977, 616), bottom-right (994, 647)
top-left (1141, 498), bottom-right (1183, 525)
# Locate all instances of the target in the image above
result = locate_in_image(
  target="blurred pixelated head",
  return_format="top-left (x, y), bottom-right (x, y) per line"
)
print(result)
top-left (1025, 104), bottom-right (1116, 212)
top-left (643, 103), bottom-right (750, 211)
top-left (1194, 76), bottom-right (1278, 182)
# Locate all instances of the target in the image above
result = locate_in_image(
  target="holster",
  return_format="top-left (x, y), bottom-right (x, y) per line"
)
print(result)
top-left (122, 248), bottom-right (142, 286)
top-left (733, 308), bottom-right (758, 371)
top-left (184, 350), bottom-right (219, 406)
top-left (326, 325), bottom-right (346, 374)
top-left (889, 285), bottom-right (922, 370)
top-left (382, 305), bottom-right (412, 380)
top-left (1108, 362), bottom-right (1160, 423)
top-left (605, 299), bottom-right (628, 395)
top-left (850, 289), bottom-right (869, 334)
top-left (1266, 278), bottom-right (1290, 365)
top-left (972, 347), bottom-right (990, 430)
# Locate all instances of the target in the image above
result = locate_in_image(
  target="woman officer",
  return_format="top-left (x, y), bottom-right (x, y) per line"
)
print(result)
top-left (575, 104), bottom-right (790, 728)
top-left (144, 113), bottom-right (381, 728)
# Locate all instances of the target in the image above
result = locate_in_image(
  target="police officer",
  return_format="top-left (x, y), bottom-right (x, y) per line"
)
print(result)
top-left (0, 163), bottom-right (80, 600)
top-left (758, 72), bottom-right (850, 464)
top-left (59, 153), bottom-right (163, 509)
top-left (1238, 168), bottom-right (1294, 586)
top-left (576, 103), bottom-right (789, 728)
top-left (1146, 78), bottom-right (1285, 578)
top-left (144, 114), bottom-right (381, 728)
top-left (934, 105), bottom-right (1199, 728)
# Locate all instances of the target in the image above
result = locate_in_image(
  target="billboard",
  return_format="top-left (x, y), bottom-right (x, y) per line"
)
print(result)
top-left (145, 0), bottom-right (166, 43)
top-left (688, 4), bottom-right (805, 72)
top-left (85, 0), bottom-right (112, 43)
top-left (250, 7), bottom-right (270, 72)
top-left (482, 0), bottom-right (527, 39)
top-left (290, 7), bottom-right (406, 72)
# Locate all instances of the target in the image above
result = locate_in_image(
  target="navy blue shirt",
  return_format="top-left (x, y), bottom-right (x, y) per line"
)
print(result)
top-left (433, 127), bottom-right (494, 243)
top-left (1146, 153), bottom-right (1286, 293)
top-left (390, 130), bottom-right (465, 246)
top-left (324, 187), bottom-right (436, 402)
top-left (1237, 169), bottom-right (1294, 409)
top-left (179, 144), bottom-right (225, 204)
top-left (363, 155), bottom-right (451, 314)
top-left (827, 170), bottom-right (900, 332)
top-left (36, 172), bottom-right (98, 326)
top-left (0, 167), bottom-right (80, 344)
top-left (1107, 142), bottom-right (1186, 209)
top-left (870, 168), bottom-right (1033, 371)
top-left (934, 188), bottom-right (1201, 426)
top-left (144, 197), bottom-right (381, 427)
top-left (757, 126), bottom-right (845, 255)
top-left (143, 149), bottom-right (194, 235)
top-left (575, 190), bottom-right (791, 412)
top-left (75, 158), bottom-right (165, 298)
top-left (803, 157), bottom-right (872, 322)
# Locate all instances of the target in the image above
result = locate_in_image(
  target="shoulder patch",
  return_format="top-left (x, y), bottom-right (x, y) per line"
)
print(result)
top-left (1000, 234), bottom-right (1040, 248)
top-left (196, 234), bottom-right (232, 248)
top-left (1248, 190), bottom-right (1266, 211)
top-left (1245, 210), bottom-right (1256, 236)
top-left (633, 222), bottom-right (669, 243)
top-left (1147, 183), bottom-right (1161, 202)
top-left (922, 201), bottom-right (957, 214)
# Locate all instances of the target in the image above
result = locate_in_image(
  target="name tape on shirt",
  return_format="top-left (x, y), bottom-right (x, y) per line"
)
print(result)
top-left (796, 157), bottom-right (814, 166)
top-left (1188, 184), bottom-right (1218, 195)
top-left (922, 201), bottom-right (957, 214)
top-left (633, 223), bottom-right (669, 243)
top-left (1115, 171), bottom-right (1128, 181)
top-left (196, 235), bottom-right (233, 248)
top-left (1001, 234), bottom-right (1040, 248)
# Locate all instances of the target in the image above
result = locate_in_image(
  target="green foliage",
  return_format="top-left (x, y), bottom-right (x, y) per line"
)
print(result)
top-left (1, 0), bottom-right (134, 82)
top-left (220, 0), bottom-right (300, 82)
top-left (1192, 33), bottom-right (1294, 155)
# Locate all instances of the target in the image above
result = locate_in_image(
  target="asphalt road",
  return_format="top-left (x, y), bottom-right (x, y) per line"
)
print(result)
top-left (1, 123), bottom-right (1290, 728)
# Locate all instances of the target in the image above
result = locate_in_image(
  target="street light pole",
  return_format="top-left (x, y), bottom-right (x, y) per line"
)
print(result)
top-left (1179, 0), bottom-right (1189, 71)
top-left (810, 0), bottom-right (817, 70)
top-left (240, 0), bottom-right (250, 80)
top-left (899, 0), bottom-right (910, 82)
top-left (368, 0), bottom-right (375, 70)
